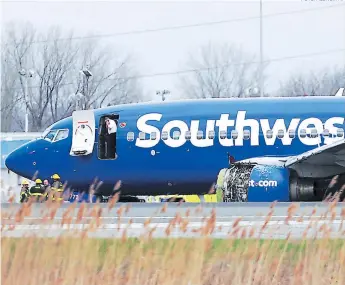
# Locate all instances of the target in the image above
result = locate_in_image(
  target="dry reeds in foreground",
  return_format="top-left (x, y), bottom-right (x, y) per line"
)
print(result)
top-left (3, 235), bottom-right (345, 285)
top-left (1, 201), bottom-right (345, 285)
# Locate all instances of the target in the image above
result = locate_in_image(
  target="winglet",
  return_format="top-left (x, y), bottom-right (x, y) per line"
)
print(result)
top-left (334, 87), bottom-right (344, 97)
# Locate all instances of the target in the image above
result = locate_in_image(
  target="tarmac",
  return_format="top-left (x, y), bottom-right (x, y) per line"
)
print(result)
top-left (2, 202), bottom-right (345, 239)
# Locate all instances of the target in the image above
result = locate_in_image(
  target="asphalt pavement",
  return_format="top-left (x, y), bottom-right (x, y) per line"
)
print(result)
top-left (2, 202), bottom-right (345, 239)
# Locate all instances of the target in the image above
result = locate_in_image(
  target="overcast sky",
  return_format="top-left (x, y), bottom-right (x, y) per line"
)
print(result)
top-left (2, 0), bottom-right (345, 101)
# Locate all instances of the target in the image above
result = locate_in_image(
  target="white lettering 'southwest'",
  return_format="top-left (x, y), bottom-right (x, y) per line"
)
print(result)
top-left (162, 120), bottom-right (189, 148)
top-left (260, 118), bottom-right (300, 146)
top-left (190, 120), bottom-right (215, 147)
top-left (216, 114), bottom-right (235, 147)
top-left (134, 112), bottom-right (344, 148)
top-left (324, 117), bottom-right (345, 145)
top-left (136, 113), bottom-right (161, 148)
top-left (234, 111), bottom-right (260, 146)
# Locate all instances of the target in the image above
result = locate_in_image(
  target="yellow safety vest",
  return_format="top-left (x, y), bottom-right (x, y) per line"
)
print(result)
top-left (29, 185), bottom-right (45, 202)
top-left (51, 181), bottom-right (64, 201)
top-left (20, 188), bottom-right (29, 203)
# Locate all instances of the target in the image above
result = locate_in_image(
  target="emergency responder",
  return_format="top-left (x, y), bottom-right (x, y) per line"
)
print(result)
top-left (105, 117), bottom-right (117, 159)
top-left (20, 180), bottom-right (30, 203)
top-left (43, 179), bottom-right (51, 201)
top-left (29, 179), bottom-right (46, 202)
top-left (43, 179), bottom-right (50, 190)
top-left (50, 174), bottom-right (64, 202)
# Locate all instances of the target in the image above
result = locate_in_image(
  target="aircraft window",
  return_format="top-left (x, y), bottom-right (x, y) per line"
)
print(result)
top-left (299, 129), bottom-right (307, 138)
top-left (208, 130), bottom-right (215, 139)
top-left (162, 131), bottom-right (168, 140)
top-left (322, 129), bottom-right (330, 137)
top-left (277, 129), bottom-right (285, 139)
top-left (139, 132), bottom-right (145, 140)
top-left (185, 131), bottom-right (191, 140)
top-left (288, 129), bottom-right (295, 139)
top-left (54, 129), bottom-right (69, 142)
top-left (266, 130), bottom-right (273, 139)
top-left (42, 128), bottom-right (51, 138)
top-left (243, 130), bottom-right (250, 140)
top-left (219, 130), bottom-right (226, 139)
top-left (310, 128), bottom-right (318, 138)
top-left (231, 130), bottom-right (238, 139)
top-left (337, 128), bottom-right (344, 137)
top-left (197, 131), bottom-right (203, 139)
top-left (127, 132), bottom-right (134, 141)
top-left (173, 131), bottom-right (180, 140)
top-left (44, 130), bottom-right (58, 141)
top-left (150, 132), bottom-right (156, 140)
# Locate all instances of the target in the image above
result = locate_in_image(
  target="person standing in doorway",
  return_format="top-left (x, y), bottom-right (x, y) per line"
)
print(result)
top-left (105, 117), bottom-right (117, 159)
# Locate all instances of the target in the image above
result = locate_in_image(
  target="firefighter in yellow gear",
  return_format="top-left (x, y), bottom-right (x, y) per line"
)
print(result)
top-left (29, 179), bottom-right (46, 202)
top-left (20, 180), bottom-right (30, 203)
top-left (50, 173), bottom-right (64, 202)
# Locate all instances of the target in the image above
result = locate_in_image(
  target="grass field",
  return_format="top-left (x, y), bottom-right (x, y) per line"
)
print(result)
top-left (2, 200), bottom-right (345, 285)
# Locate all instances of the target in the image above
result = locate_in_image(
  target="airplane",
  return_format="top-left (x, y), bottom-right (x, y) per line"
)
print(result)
top-left (4, 90), bottom-right (345, 203)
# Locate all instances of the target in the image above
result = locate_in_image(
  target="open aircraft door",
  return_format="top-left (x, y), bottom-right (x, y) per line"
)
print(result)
top-left (70, 110), bottom-right (96, 156)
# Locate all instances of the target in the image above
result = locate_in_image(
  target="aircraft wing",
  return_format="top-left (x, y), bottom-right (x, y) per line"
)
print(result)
top-left (335, 87), bottom-right (344, 97)
top-left (233, 139), bottom-right (345, 179)
top-left (224, 139), bottom-right (345, 202)
top-left (284, 139), bottom-right (345, 178)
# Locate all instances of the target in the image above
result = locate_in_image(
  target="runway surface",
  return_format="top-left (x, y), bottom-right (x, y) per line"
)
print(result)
top-left (2, 202), bottom-right (345, 239)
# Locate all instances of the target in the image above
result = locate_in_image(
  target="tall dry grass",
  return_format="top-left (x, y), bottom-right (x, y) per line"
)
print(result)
top-left (2, 199), bottom-right (345, 285)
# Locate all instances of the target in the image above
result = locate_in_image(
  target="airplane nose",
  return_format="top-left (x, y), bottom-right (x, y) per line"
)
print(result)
top-left (5, 149), bottom-right (20, 173)
top-left (5, 147), bottom-right (26, 176)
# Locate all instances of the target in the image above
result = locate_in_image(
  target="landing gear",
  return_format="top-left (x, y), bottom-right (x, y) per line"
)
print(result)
top-left (92, 194), bottom-right (145, 203)
top-left (118, 196), bottom-right (146, 203)
top-left (165, 197), bottom-right (185, 203)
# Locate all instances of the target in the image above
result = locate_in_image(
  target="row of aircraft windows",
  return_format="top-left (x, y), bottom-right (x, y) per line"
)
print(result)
top-left (126, 128), bottom-right (345, 141)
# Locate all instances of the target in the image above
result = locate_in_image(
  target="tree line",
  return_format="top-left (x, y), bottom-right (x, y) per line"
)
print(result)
top-left (1, 22), bottom-right (344, 132)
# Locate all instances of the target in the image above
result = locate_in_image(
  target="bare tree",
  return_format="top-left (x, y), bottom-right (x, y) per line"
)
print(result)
top-left (30, 26), bottom-right (80, 129)
top-left (1, 46), bottom-right (21, 132)
top-left (278, 66), bottom-right (345, 97)
top-left (1, 22), bottom-right (145, 132)
top-left (69, 39), bottom-right (144, 111)
top-left (178, 42), bottom-right (269, 99)
top-left (1, 22), bottom-right (37, 131)
top-left (1, 22), bottom-right (81, 131)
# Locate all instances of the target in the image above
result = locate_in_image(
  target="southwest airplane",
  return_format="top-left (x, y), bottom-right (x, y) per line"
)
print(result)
top-left (5, 88), bottom-right (345, 202)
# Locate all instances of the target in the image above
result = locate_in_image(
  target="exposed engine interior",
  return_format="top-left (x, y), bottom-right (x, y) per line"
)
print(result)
top-left (223, 164), bottom-right (254, 202)
top-left (223, 164), bottom-right (345, 202)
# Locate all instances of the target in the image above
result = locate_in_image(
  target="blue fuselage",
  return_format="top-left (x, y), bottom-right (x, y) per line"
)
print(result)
top-left (5, 96), bottom-right (345, 196)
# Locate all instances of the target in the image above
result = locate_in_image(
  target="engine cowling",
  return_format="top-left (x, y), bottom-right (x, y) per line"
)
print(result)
top-left (223, 164), bottom-right (325, 202)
